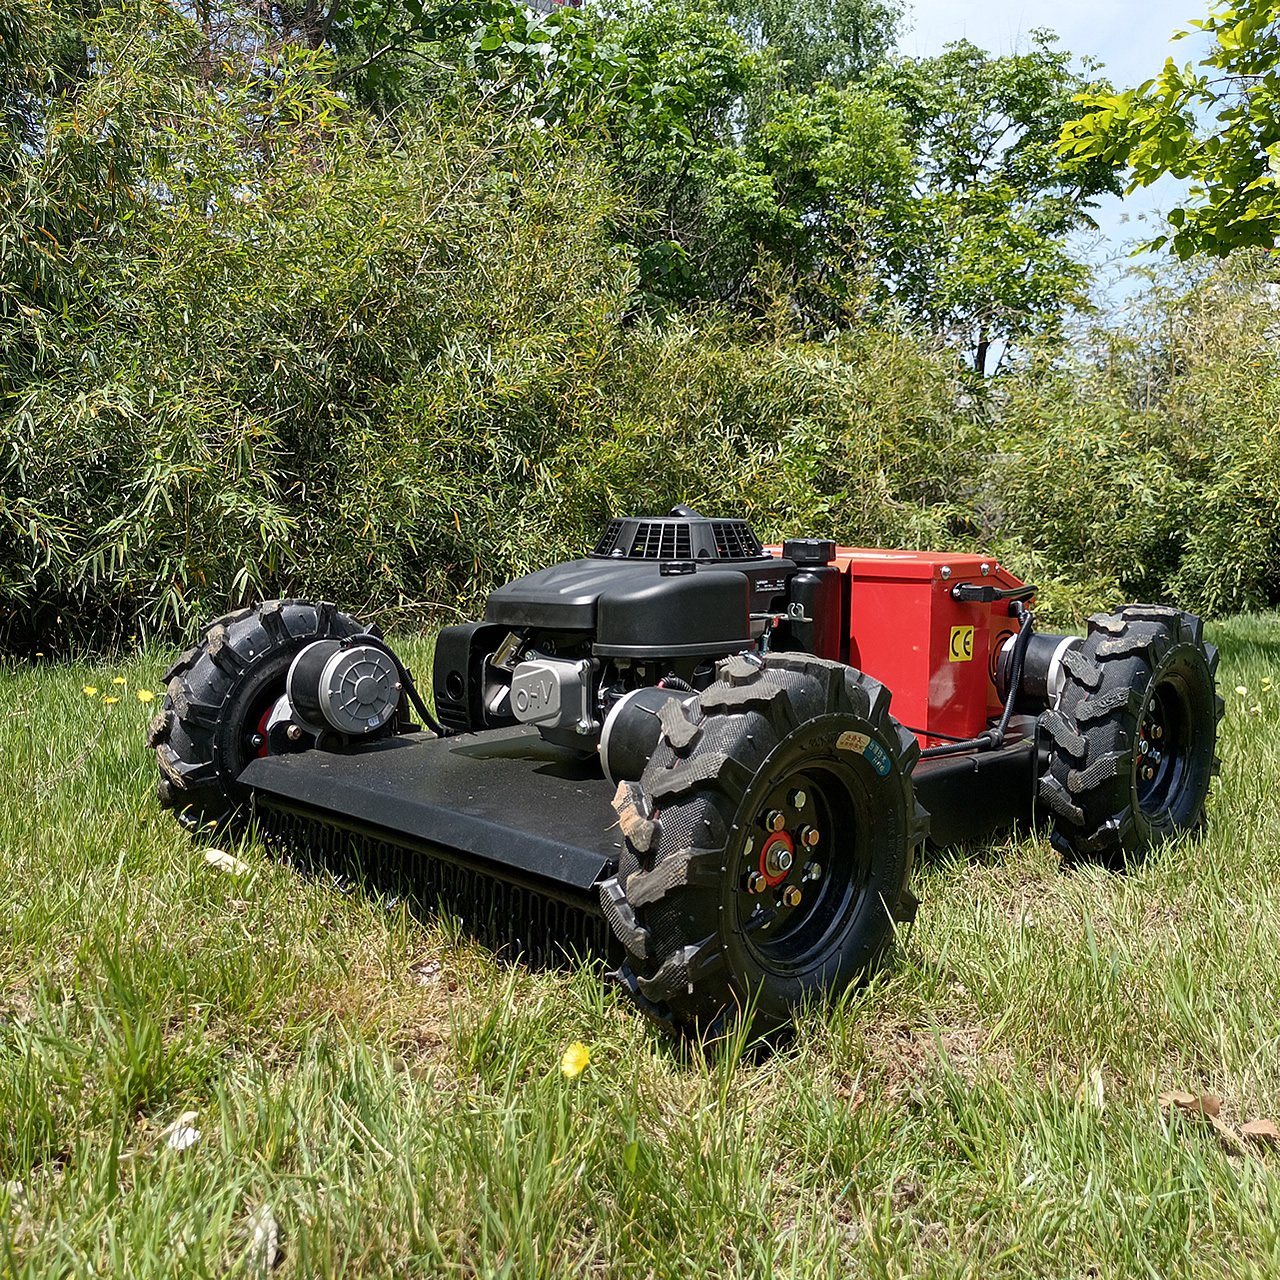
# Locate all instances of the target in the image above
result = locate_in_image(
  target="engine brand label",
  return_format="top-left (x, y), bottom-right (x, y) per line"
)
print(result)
top-left (949, 626), bottom-right (975, 662)
top-left (836, 731), bottom-right (892, 776)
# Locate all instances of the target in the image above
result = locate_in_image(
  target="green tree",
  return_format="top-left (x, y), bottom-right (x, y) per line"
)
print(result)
top-left (1061, 0), bottom-right (1280, 257)
top-left (721, 0), bottom-right (899, 92)
top-left (869, 34), bottom-right (1121, 373)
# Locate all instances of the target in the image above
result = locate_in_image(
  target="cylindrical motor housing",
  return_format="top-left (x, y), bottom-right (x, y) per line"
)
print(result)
top-left (287, 639), bottom-right (401, 736)
top-left (996, 631), bottom-right (1081, 712)
top-left (599, 685), bottom-right (695, 786)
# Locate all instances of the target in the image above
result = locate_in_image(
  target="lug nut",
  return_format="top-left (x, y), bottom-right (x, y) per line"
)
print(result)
top-left (799, 825), bottom-right (821, 848)
top-left (249, 733), bottom-right (264, 749)
top-left (789, 788), bottom-right (808, 810)
top-left (765, 846), bottom-right (793, 876)
top-left (746, 871), bottom-right (768, 894)
top-left (285, 723), bottom-right (303, 742)
top-left (764, 810), bottom-right (786, 832)
top-left (1153, 724), bottom-right (1164, 740)
top-left (803, 861), bottom-right (823, 882)
top-left (781, 885), bottom-right (802, 908)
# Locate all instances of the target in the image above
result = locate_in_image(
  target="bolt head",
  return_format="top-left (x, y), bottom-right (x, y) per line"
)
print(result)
top-left (781, 886), bottom-right (802, 908)
top-left (940, 566), bottom-right (952, 580)
top-left (803, 861), bottom-right (823, 882)
top-left (801, 826), bottom-right (821, 848)
top-left (766, 810), bottom-right (786, 832)
top-left (747, 871), bottom-right (768, 894)
top-left (286, 724), bottom-right (303, 742)
top-left (980, 562), bottom-right (991, 576)
top-left (789, 788), bottom-right (808, 810)
top-left (773, 848), bottom-right (793, 872)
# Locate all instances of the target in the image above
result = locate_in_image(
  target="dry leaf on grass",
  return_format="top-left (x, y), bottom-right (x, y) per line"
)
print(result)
top-left (408, 958), bottom-right (443, 986)
top-left (1159, 1090), bottom-right (1248, 1155)
top-left (159, 1111), bottom-right (201, 1151)
top-left (1159, 1089), bottom-right (1221, 1117)
top-left (204, 848), bottom-right (250, 877)
top-left (245, 1202), bottom-right (282, 1273)
top-left (1076, 1067), bottom-right (1105, 1109)
top-left (1242, 1119), bottom-right (1280, 1146)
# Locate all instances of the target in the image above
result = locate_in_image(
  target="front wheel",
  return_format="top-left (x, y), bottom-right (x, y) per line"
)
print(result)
top-left (599, 653), bottom-right (927, 1036)
top-left (1038, 605), bottom-right (1223, 862)
top-left (149, 600), bottom-right (372, 830)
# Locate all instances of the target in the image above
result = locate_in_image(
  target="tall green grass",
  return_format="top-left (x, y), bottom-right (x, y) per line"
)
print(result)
top-left (2, 615), bottom-right (1279, 1276)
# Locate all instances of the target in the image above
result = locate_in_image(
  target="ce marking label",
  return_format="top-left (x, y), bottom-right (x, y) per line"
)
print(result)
top-left (949, 626), bottom-right (975, 662)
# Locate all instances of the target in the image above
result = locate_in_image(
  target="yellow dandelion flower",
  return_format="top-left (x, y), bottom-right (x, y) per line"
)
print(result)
top-left (103, 695), bottom-right (120, 705)
top-left (1235, 685), bottom-right (1248, 697)
top-left (136, 688), bottom-right (155, 703)
top-left (560, 1041), bottom-right (590, 1078)
top-left (1263, 677), bottom-right (1274, 693)
top-left (82, 685), bottom-right (98, 696)
top-left (112, 676), bottom-right (127, 686)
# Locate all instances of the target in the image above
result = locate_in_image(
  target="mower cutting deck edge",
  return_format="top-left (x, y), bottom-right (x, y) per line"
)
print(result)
top-left (150, 509), bottom-right (1223, 1034)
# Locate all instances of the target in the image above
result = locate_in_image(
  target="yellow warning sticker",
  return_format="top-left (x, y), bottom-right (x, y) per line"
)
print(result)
top-left (949, 626), bottom-right (975, 662)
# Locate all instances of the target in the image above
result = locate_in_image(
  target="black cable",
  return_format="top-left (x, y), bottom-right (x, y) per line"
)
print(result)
top-left (348, 632), bottom-right (450, 738)
top-left (658, 676), bottom-right (695, 691)
top-left (988, 602), bottom-right (1033, 748)
top-left (903, 724), bottom-right (970, 743)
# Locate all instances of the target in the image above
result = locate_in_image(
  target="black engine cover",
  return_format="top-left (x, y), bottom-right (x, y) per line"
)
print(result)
top-left (594, 567), bottom-right (751, 658)
top-left (485, 559), bottom-right (767, 657)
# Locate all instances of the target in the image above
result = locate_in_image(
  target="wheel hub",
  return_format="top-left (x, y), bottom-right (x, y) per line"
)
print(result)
top-left (734, 761), bottom-right (864, 970)
top-left (1135, 680), bottom-right (1190, 815)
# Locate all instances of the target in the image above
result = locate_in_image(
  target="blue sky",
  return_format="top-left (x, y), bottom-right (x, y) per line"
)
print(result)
top-left (901, 0), bottom-right (1212, 304)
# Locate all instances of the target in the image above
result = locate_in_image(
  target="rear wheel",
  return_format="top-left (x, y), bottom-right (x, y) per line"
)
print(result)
top-left (1038, 605), bottom-right (1222, 862)
top-left (599, 653), bottom-right (927, 1035)
top-left (149, 600), bottom-right (371, 830)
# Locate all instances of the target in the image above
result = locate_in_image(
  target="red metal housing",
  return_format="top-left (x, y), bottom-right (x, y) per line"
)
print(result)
top-left (766, 546), bottom-right (1030, 744)
top-left (833, 550), bottom-right (1027, 744)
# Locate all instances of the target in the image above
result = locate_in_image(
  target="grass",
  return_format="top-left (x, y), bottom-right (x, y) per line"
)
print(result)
top-left (1, 615), bottom-right (1279, 1278)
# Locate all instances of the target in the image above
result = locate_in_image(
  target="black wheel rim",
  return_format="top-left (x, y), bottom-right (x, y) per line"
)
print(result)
top-left (733, 761), bottom-right (868, 974)
top-left (220, 658), bottom-right (295, 784)
top-left (1135, 673), bottom-right (1194, 817)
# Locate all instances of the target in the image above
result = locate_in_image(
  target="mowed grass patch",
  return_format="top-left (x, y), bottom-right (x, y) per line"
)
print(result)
top-left (0, 616), bottom-right (1278, 1278)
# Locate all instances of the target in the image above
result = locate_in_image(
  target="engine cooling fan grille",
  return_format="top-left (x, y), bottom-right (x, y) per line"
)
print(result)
top-left (590, 515), bottom-right (767, 561)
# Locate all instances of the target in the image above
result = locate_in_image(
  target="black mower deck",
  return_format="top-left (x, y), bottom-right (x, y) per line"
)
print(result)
top-left (240, 720), bottom-right (1047, 965)
top-left (241, 726), bottom-right (618, 897)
